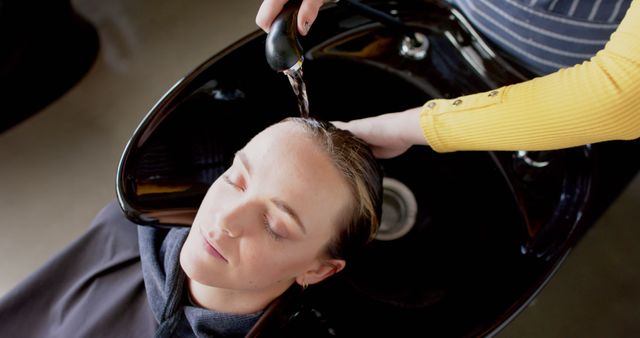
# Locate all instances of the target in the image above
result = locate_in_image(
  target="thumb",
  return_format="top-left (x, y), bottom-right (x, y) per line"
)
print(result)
top-left (256, 0), bottom-right (289, 32)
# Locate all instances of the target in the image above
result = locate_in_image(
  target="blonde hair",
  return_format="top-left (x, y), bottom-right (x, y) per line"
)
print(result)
top-left (283, 117), bottom-right (383, 260)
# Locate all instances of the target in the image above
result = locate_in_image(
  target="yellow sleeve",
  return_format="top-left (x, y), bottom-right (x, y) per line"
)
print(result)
top-left (420, 0), bottom-right (640, 152)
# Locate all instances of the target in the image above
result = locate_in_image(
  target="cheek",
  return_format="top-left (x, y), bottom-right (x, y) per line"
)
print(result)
top-left (241, 240), bottom-right (319, 277)
top-left (180, 231), bottom-right (202, 277)
top-left (181, 229), bottom-right (203, 261)
top-left (200, 182), bottom-right (225, 210)
top-left (193, 182), bottom-right (230, 226)
top-left (180, 228), bottom-right (223, 284)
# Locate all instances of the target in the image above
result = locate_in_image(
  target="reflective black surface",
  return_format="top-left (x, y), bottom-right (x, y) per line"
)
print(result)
top-left (117, 1), bottom-right (640, 336)
top-left (265, 0), bottom-right (303, 72)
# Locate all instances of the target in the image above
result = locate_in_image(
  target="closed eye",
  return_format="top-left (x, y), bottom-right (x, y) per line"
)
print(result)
top-left (223, 175), bottom-right (285, 240)
top-left (223, 175), bottom-right (244, 192)
top-left (263, 215), bottom-right (284, 241)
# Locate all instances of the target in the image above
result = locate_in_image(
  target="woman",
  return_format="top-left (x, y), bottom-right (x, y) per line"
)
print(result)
top-left (257, 0), bottom-right (640, 156)
top-left (0, 118), bottom-right (383, 337)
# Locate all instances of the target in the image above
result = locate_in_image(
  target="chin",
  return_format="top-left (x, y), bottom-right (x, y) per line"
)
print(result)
top-left (179, 244), bottom-right (222, 287)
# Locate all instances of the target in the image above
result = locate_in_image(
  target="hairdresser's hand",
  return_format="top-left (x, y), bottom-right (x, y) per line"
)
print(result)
top-left (333, 107), bottom-right (428, 159)
top-left (256, 0), bottom-right (326, 36)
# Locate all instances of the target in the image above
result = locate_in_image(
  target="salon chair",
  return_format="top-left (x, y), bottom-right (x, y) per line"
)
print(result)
top-left (116, 1), bottom-right (640, 336)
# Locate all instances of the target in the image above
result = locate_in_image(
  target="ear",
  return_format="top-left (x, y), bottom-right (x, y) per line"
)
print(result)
top-left (296, 259), bottom-right (346, 286)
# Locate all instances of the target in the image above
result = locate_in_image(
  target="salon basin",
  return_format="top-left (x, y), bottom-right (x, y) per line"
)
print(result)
top-left (117, 1), bottom-right (640, 336)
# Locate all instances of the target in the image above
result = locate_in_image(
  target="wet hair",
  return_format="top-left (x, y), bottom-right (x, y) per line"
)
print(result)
top-left (282, 117), bottom-right (383, 261)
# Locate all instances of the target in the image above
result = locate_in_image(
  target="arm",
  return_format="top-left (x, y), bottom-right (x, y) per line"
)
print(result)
top-left (421, 0), bottom-right (640, 152)
top-left (338, 1), bottom-right (640, 155)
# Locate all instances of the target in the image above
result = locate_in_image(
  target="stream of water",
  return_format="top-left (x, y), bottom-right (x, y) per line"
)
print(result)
top-left (284, 67), bottom-right (309, 118)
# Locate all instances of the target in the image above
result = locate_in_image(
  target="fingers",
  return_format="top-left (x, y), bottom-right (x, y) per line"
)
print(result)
top-left (256, 0), bottom-right (324, 35)
top-left (330, 121), bottom-right (347, 129)
top-left (370, 145), bottom-right (411, 159)
top-left (332, 115), bottom-right (413, 159)
top-left (370, 147), bottom-right (394, 159)
top-left (297, 0), bottom-right (324, 36)
top-left (331, 119), bottom-right (369, 138)
top-left (256, 0), bottom-right (289, 33)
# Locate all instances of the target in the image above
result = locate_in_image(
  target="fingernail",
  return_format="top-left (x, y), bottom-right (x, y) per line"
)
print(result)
top-left (303, 21), bottom-right (310, 35)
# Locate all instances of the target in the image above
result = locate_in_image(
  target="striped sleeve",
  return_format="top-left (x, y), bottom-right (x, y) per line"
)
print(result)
top-left (450, 0), bottom-right (631, 75)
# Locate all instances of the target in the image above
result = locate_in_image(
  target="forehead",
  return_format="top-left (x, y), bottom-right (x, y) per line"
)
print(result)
top-left (249, 121), bottom-right (309, 147)
top-left (242, 122), bottom-right (352, 231)
top-left (244, 122), bottom-right (334, 180)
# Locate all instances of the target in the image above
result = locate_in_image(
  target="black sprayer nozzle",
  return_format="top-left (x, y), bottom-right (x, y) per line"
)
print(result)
top-left (265, 0), bottom-right (303, 72)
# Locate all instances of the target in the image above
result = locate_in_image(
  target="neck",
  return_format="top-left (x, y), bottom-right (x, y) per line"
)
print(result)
top-left (186, 278), bottom-right (291, 314)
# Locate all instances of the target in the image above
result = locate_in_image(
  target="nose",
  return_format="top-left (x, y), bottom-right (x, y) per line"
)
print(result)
top-left (215, 198), bottom-right (259, 238)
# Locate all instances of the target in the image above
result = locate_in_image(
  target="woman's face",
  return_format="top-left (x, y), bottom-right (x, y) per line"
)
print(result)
top-left (180, 121), bottom-right (351, 294)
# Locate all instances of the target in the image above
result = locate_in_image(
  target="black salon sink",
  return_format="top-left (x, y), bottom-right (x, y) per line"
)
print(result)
top-left (117, 1), bottom-right (640, 337)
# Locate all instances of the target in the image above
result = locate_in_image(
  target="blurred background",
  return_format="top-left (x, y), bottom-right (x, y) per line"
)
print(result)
top-left (0, 0), bottom-right (638, 336)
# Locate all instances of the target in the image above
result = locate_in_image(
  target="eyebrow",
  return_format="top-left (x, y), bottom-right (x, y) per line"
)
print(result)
top-left (270, 198), bottom-right (307, 235)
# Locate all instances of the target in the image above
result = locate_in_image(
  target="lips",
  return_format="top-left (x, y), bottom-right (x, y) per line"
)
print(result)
top-left (198, 227), bottom-right (228, 263)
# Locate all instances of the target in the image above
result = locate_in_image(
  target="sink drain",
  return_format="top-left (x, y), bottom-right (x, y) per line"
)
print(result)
top-left (375, 177), bottom-right (418, 241)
